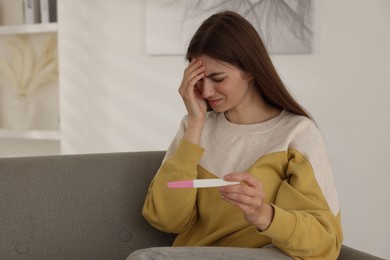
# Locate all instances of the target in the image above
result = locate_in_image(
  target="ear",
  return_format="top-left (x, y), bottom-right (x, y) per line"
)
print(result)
top-left (241, 70), bottom-right (254, 81)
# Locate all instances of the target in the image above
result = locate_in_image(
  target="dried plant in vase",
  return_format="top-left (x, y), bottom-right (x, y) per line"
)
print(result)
top-left (0, 34), bottom-right (58, 130)
top-left (0, 34), bottom-right (58, 97)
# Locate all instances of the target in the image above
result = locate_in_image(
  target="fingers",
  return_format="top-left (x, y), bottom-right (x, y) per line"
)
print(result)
top-left (224, 173), bottom-right (263, 191)
top-left (180, 61), bottom-right (205, 96)
top-left (179, 59), bottom-right (205, 97)
top-left (219, 173), bottom-right (271, 227)
top-left (178, 59), bottom-right (208, 120)
top-left (220, 173), bottom-right (264, 208)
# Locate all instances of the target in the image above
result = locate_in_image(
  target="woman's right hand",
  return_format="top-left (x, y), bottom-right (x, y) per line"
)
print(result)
top-left (178, 58), bottom-right (207, 122)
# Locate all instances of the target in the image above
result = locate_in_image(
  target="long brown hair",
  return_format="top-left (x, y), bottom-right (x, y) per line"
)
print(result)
top-left (186, 11), bottom-right (311, 120)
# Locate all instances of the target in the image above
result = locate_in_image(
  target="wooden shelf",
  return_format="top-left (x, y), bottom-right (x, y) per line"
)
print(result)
top-left (0, 129), bottom-right (61, 140)
top-left (0, 23), bottom-right (58, 35)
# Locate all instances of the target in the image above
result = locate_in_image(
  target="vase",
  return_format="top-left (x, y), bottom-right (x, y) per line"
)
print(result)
top-left (2, 94), bottom-right (37, 130)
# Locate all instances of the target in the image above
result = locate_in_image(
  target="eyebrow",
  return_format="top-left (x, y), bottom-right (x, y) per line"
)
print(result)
top-left (205, 72), bottom-right (225, 78)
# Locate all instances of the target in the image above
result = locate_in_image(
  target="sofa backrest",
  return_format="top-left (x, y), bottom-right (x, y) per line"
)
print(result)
top-left (0, 151), bottom-right (175, 259)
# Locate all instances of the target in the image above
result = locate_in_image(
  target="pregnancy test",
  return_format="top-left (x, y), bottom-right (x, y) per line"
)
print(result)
top-left (167, 179), bottom-right (240, 189)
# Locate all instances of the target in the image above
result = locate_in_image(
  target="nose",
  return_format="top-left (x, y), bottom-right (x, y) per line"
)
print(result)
top-left (199, 79), bottom-right (216, 99)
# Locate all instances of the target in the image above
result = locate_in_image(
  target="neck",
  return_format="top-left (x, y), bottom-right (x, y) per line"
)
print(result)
top-left (225, 93), bottom-right (281, 125)
top-left (225, 107), bottom-right (281, 125)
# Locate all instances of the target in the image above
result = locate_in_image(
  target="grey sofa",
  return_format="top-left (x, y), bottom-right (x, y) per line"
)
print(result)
top-left (0, 151), bottom-right (383, 259)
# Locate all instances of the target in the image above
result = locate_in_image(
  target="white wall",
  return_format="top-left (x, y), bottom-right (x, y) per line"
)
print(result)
top-left (58, 0), bottom-right (390, 258)
top-left (58, 0), bottom-right (185, 154)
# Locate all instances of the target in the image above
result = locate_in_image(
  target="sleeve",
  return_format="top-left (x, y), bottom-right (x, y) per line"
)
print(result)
top-left (142, 116), bottom-right (205, 234)
top-left (260, 121), bottom-right (343, 259)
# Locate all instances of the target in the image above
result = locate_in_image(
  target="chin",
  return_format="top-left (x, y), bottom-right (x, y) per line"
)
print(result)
top-left (210, 107), bottom-right (225, 113)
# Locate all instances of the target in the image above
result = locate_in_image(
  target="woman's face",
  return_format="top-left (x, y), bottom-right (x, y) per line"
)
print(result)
top-left (195, 55), bottom-right (255, 113)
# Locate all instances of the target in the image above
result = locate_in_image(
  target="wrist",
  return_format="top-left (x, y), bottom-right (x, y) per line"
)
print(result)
top-left (256, 204), bottom-right (275, 231)
top-left (183, 118), bottom-right (205, 145)
top-left (187, 114), bottom-right (206, 125)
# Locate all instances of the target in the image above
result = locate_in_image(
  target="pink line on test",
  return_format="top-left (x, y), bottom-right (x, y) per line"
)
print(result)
top-left (167, 180), bottom-right (194, 188)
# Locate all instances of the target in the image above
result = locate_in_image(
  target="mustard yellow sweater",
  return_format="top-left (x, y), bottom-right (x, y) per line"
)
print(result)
top-left (142, 110), bottom-right (343, 259)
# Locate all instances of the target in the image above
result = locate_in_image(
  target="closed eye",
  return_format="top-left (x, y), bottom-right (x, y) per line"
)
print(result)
top-left (212, 78), bottom-right (225, 83)
top-left (205, 72), bottom-right (226, 83)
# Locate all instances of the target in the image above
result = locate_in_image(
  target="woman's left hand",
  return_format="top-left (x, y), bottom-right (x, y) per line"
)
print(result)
top-left (219, 173), bottom-right (274, 231)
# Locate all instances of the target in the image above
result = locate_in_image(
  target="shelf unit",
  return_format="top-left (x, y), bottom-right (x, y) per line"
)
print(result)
top-left (0, 23), bottom-right (59, 141)
top-left (0, 23), bottom-right (58, 35)
top-left (0, 128), bottom-right (60, 140)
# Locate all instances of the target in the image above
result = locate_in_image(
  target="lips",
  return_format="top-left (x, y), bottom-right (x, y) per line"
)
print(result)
top-left (207, 98), bottom-right (223, 107)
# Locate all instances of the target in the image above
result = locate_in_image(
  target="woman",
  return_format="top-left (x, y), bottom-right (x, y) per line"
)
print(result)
top-left (132, 11), bottom-right (342, 259)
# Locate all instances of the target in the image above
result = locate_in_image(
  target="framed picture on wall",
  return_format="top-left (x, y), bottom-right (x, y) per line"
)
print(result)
top-left (146, 0), bottom-right (314, 55)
